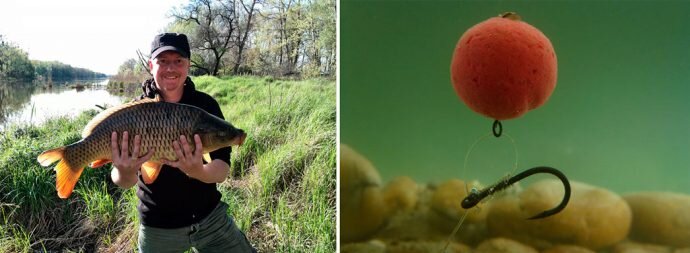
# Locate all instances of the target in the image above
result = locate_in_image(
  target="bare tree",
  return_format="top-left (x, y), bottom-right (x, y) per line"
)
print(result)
top-left (258, 0), bottom-right (305, 75)
top-left (230, 0), bottom-right (259, 74)
top-left (282, 0), bottom-right (303, 75)
top-left (160, 0), bottom-right (335, 78)
top-left (299, 0), bottom-right (335, 77)
top-left (172, 0), bottom-right (237, 76)
top-left (136, 49), bottom-right (152, 76)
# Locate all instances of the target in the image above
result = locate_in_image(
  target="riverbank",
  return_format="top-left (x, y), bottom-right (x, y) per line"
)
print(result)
top-left (0, 75), bottom-right (336, 252)
top-left (0, 78), bottom-right (121, 130)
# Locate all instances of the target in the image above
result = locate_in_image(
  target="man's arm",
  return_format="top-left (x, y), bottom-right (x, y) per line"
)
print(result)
top-left (194, 159), bottom-right (230, 183)
top-left (111, 166), bottom-right (139, 188)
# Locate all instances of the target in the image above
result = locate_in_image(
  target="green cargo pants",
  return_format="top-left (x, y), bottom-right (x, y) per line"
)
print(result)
top-left (138, 201), bottom-right (256, 253)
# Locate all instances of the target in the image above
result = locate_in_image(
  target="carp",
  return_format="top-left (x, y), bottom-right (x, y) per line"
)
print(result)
top-left (37, 99), bottom-right (246, 198)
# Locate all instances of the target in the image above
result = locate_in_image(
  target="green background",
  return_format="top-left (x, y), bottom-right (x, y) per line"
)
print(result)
top-left (341, 0), bottom-right (690, 194)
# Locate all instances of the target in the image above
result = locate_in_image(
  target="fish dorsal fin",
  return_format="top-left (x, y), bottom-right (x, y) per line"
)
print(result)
top-left (82, 98), bottom-right (160, 138)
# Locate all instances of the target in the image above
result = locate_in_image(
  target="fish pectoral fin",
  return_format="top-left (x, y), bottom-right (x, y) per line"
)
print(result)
top-left (37, 147), bottom-right (66, 166)
top-left (141, 161), bottom-right (163, 184)
top-left (89, 159), bottom-right (112, 168)
top-left (203, 153), bottom-right (211, 163)
top-left (55, 160), bottom-right (85, 199)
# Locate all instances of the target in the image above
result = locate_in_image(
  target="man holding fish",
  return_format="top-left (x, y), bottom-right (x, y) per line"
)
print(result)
top-left (38, 33), bottom-right (255, 252)
top-left (113, 33), bottom-right (255, 253)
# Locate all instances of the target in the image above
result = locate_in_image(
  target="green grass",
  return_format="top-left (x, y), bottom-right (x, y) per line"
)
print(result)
top-left (0, 75), bottom-right (336, 252)
top-left (197, 75), bottom-right (336, 252)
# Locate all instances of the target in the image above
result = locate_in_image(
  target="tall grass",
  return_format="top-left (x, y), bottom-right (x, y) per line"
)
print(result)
top-left (195, 75), bottom-right (336, 252)
top-left (0, 75), bottom-right (336, 252)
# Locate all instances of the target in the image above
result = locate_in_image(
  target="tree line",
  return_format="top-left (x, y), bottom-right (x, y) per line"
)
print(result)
top-left (117, 0), bottom-right (336, 80)
top-left (0, 35), bottom-right (106, 82)
top-left (33, 60), bottom-right (107, 82)
top-left (0, 35), bottom-right (34, 80)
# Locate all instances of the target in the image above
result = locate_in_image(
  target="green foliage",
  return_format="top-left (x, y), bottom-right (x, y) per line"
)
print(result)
top-left (242, 0), bottom-right (336, 77)
top-left (0, 75), bottom-right (335, 252)
top-left (196, 75), bottom-right (335, 252)
top-left (0, 110), bottom-right (133, 251)
top-left (32, 60), bottom-right (107, 81)
top-left (0, 39), bottom-right (35, 80)
top-left (159, 0), bottom-right (336, 78)
top-left (0, 116), bottom-right (84, 215)
top-left (79, 181), bottom-right (116, 224)
top-left (0, 34), bottom-right (105, 82)
top-left (170, 0), bottom-right (235, 76)
top-left (0, 205), bottom-right (32, 253)
top-left (110, 58), bottom-right (149, 86)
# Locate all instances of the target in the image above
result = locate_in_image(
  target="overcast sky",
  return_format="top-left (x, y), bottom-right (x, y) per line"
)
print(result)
top-left (0, 0), bottom-right (189, 75)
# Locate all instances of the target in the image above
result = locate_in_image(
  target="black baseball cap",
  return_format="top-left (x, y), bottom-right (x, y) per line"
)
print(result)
top-left (150, 33), bottom-right (191, 59)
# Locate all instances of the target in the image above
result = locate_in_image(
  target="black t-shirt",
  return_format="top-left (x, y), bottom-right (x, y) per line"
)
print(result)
top-left (136, 83), bottom-right (231, 228)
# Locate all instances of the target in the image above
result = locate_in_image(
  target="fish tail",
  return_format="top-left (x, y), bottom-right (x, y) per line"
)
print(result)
top-left (37, 146), bottom-right (86, 199)
top-left (54, 159), bottom-right (85, 199)
top-left (37, 147), bottom-right (65, 166)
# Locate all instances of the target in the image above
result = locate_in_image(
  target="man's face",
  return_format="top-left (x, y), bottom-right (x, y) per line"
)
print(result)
top-left (149, 51), bottom-right (190, 92)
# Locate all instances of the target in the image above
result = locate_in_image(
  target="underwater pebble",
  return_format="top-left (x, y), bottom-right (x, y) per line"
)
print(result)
top-left (474, 237), bottom-right (538, 253)
top-left (611, 240), bottom-right (671, 253)
top-left (340, 144), bottom-right (389, 243)
top-left (374, 203), bottom-right (449, 242)
top-left (386, 240), bottom-right (471, 253)
top-left (542, 245), bottom-right (595, 253)
top-left (374, 184), bottom-right (488, 246)
top-left (623, 192), bottom-right (690, 248)
top-left (340, 240), bottom-right (386, 253)
top-left (487, 180), bottom-right (631, 250)
top-left (384, 176), bottom-right (419, 212)
top-left (431, 179), bottom-right (487, 223)
top-left (428, 179), bottom-right (490, 245)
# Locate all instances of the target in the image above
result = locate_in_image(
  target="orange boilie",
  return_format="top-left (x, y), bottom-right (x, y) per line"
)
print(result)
top-left (451, 13), bottom-right (557, 120)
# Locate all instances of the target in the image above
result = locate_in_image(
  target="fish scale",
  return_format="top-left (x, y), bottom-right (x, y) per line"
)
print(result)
top-left (86, 102), bottom-right (199, 161)
top-left (37, 99), bottom-right (246, 199)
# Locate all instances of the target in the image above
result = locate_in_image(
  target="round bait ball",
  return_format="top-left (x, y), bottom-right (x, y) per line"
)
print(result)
top-left (451, 13), bottom-right (557, 120)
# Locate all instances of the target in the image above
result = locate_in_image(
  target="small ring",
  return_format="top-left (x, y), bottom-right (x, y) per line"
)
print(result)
top-left (492, 120), bottom-right (502, 137)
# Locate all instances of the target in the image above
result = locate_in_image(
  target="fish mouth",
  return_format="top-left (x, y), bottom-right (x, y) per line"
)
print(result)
top-left (234, 130), bottom-right (247, 146)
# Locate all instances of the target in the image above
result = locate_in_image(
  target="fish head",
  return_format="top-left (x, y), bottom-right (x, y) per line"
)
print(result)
top-left (194, 113), bottom-right (247, 152)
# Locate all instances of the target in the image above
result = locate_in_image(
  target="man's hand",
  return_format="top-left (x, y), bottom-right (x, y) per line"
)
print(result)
top-left (110, 131), bottom-right (154, 188)
top-left (161, 134), bottom-right (204, 177)
top-left (161, 134), bottom-right (229, 183)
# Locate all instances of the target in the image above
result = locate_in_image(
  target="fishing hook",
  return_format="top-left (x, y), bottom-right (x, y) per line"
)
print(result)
top-left (461, 166), bottom-right (571, 219)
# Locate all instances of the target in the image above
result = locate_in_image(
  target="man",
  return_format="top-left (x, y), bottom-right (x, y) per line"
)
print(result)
top-left (110, 33), bottom-right (255, 253)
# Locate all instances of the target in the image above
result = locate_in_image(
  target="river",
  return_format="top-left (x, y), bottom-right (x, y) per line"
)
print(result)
top-left (0, 79), bottom-right (126, 130)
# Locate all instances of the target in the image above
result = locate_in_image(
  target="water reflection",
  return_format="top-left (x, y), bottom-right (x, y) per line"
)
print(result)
top-left (0, 79), bottom-right (124, 129)
top-left (0, 80), bottom-right (37, 125)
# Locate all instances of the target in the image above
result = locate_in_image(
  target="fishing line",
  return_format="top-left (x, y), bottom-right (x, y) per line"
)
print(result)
top-left (462, 131), bottom-right (519, 182)
top-left (441, 210), bottom-right (469, 253)
top-left (441, 128), bottom-right (519, 252)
